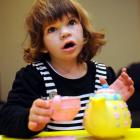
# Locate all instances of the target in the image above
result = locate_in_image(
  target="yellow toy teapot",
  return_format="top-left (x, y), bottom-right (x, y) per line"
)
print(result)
top-left (84, 84), bottom-right (132, 138)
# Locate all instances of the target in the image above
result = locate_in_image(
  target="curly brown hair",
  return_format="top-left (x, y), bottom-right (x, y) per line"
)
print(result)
top-left (24, 0), bottom-right (106, 63)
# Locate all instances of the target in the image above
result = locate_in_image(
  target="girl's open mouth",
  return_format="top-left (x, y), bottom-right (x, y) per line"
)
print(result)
top-left (63, 41), bottom-right (76, 49)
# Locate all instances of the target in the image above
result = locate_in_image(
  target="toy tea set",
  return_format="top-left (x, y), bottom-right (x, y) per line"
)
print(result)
top-left (48, 84), bottom-right (131, 138)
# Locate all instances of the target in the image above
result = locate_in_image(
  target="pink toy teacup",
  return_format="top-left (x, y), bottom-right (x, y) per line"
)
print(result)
top-left (51, 95), bottom-right (80, 121)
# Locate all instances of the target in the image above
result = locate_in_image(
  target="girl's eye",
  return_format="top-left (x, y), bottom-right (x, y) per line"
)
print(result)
top-left (48, 27), bottom-right (57, 33)
top-left (68, 19), bottom-right (77, 26)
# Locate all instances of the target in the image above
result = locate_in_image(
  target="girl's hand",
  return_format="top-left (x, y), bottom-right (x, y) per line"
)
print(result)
top-left (28, 98), bottom-right (53, 132)
top-left (100, 68), bottom-right (134, 101)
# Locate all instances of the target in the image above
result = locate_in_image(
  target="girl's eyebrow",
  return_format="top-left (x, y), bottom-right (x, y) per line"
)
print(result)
top-left (65, 13), bottom-right (76, 18)
top-left (67, 14), bottom-right (76, 19)
top-left (43, 14), bottom-right (78, 29)
top-left (43, 20), bottom-right (58, 29)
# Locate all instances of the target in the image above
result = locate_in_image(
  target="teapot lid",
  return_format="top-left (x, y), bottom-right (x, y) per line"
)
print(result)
top-left (93, 84), bottom-right (122, 100)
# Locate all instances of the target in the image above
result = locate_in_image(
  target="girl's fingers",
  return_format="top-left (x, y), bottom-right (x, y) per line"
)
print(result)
top-left (128, 77), bottom-right (134, 86)
top-left (28, 120), bottom-right (48, 132)
top-left (34, 99), bottom-right (51, 109)
top-left (120, 72), bottom-right (128, 81)
top-left (121, 67), bottom-right (127, 72)
top-left (129, 85), bottom-right (135, 95)
top-left (121, 68), bottom-right (134, 85)
top-left (29, 113), bottom-right (51, 124)
top-left (31, 107), bottom-right (53, 116)
top-left (120, 72), bottom-right (133, 86)
top-left (28, 98), bottom-right (53, 131)
top-left (28, 121), bottom-right (38, 131)
top-left (30, 99), bottom-right (52, 118)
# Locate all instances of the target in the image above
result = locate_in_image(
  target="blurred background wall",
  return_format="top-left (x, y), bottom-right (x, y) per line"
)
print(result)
top-left (0, 0), bottom-right (140, 101)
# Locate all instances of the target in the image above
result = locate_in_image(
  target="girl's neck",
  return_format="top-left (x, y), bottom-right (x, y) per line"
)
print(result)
top-left (48, 60), bottom-right (87, 79)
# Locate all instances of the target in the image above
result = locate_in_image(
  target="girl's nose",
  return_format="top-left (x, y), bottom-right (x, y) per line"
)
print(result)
top-left (60, 28), bottom-right (71, 40)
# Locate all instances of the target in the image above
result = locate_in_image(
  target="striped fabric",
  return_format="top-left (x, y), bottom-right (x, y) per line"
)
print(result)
top-left (32, 61), bottom-right (107, 131)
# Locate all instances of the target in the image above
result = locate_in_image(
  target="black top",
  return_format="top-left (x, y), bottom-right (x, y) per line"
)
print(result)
top-left (0, 60), bottom-right (116, 137)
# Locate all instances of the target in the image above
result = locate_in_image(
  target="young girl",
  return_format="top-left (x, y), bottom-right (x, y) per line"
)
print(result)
top-left (0, 0), bottom-right (134, 138)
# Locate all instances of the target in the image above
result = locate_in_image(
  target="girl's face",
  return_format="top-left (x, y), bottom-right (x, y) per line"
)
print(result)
top-left (43, 14), bottom-right (84, 63)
